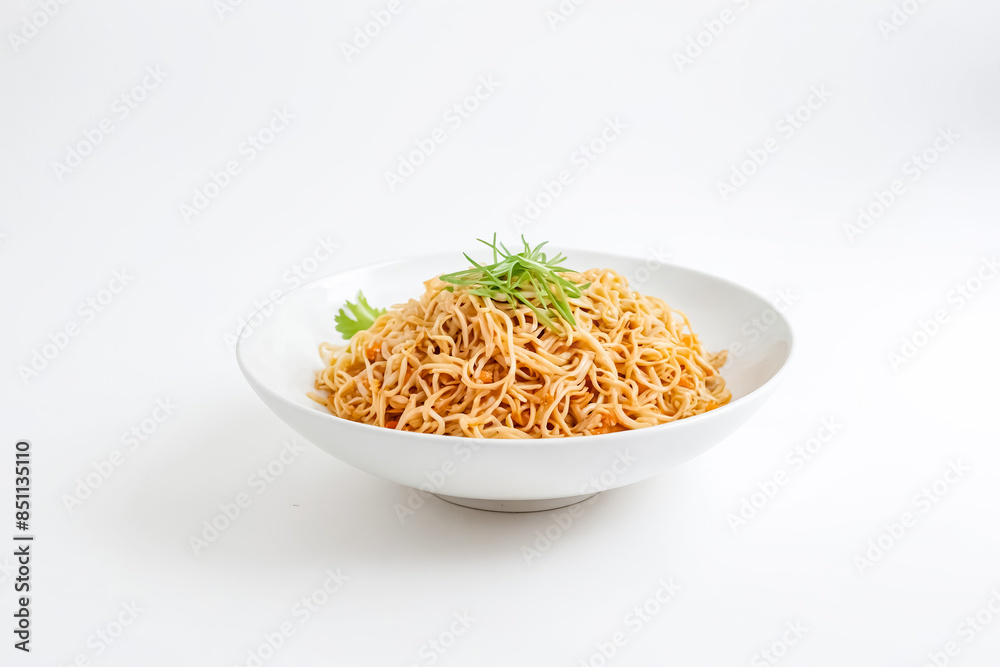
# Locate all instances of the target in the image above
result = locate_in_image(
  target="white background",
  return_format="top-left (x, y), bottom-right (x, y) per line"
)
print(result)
top-left (3, 0), bottom-right (1000, 665)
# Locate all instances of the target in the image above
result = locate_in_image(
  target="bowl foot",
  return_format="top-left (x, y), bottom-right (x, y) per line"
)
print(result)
top-left (433, 493), bottom-right (598, 513)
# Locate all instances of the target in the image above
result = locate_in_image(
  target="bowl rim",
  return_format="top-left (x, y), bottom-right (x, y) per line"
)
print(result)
top-left (235, 248), bottom-right (794, 448)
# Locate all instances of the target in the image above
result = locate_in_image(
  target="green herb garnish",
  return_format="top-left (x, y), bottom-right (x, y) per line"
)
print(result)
top-left (335, 291), bottom-right (385, 338)
top-left (439, 235), bottom-right (589, 331)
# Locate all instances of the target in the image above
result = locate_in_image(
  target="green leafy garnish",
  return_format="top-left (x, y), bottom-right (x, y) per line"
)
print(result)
top-left (439, 235), bottom-right (589, 332)
top-left (335, 291), bottom-right (385, 338)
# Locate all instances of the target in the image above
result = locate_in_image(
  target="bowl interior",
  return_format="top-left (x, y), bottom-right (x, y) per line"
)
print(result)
top-left (237, 250), bottom-right (791, 419)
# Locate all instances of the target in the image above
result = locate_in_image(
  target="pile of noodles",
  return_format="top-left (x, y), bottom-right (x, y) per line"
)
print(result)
top-left (309, 268), bottom-right (730, 439)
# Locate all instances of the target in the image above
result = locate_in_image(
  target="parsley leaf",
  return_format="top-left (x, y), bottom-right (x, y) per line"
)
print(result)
top-left (335, 291), bottom-right (385, 338)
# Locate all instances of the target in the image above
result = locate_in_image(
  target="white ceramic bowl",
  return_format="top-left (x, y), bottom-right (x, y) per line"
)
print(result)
top-left (236, 251), bottom-right (792, 512)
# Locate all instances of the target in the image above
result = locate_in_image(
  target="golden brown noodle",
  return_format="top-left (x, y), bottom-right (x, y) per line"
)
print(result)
top-left (309, 268), bottom-right (730, 438)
